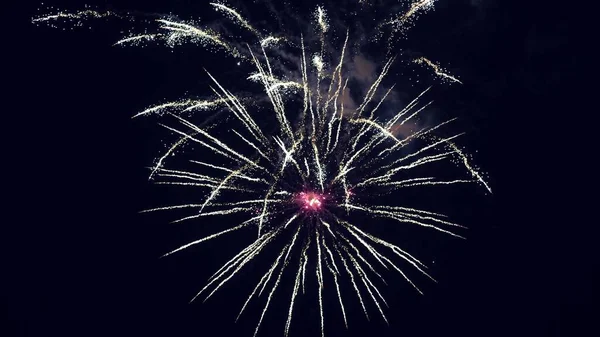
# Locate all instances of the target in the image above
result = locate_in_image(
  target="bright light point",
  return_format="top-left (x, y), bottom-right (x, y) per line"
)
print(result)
top-left (297, 191), bottom-right (324, 211)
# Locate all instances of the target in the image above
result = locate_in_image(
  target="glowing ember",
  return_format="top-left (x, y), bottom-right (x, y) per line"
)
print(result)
top-left (298, 192), bottom-right (324, 211)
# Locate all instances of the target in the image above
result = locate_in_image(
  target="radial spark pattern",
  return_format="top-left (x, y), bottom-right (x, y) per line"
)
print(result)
top-left (34, 1), bottom-right (491, 336)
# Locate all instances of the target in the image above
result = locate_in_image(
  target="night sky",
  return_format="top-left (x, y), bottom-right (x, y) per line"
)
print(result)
top-left (8, 1), bottom-right (589, 336)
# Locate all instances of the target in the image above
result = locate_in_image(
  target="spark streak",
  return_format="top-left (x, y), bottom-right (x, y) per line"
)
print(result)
top-left (414, 57), bottom-right (462, 84)
top-left (33, 9), bottom-right (120, 22)
top-left (210, 3), bottom-right (262, 37)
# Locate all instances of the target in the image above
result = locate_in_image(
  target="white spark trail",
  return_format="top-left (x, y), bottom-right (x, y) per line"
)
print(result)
top-left (346, 203), bottom-right (465, 239)
top-left (332, 78), bottom-right (350, 153)
top-left (190, 160), bottom-right (266, 184)
top-left (253, 225), bottom-right (301, 337)
top-left (173, 115), bottom-right (267, 172)
top-left (354, 57), bottom-right (395, 117)
top-left (312, 141), bottom-right (325, 192)
top-left (386, 86), bottom-right (432, 128)
top-left (414, 57), bottom-right (462, 84)
top-left (324, 249), bottom-right (347, 328)
top-left (152, 181), bottom-right (250, 192)
top-left (153, 167), bottom-right (221, 183)
top-left (210, 3), bottom-right (262, 37)
top-left (325, 30), bottom-right (349, 154)
top-left (260, 36), bottom-right (283, 48)
top-left (171, 207), bottom-right (250, 224)
top-left (342, 218), bottom-right (433, 278)
top-left (379, 117), bottom-right (457, 157)
top-left (284, 248), bottom-right (305, 337)
top-left (385, 179), bottom-right (474, 188)
top-left (161, 216), bottom-right (260, 258)
top-left (198, 228), bottom-right (282, 302)
top-left (336, 231), bottom-right (387, 284)
top-left (344, 245), bottom-right (389, 324)
top-left (232, 130), bottom-right (270, 162)
top-left (386, 133), bottom-right (466, 169)
top-left (148, 135), bottom-right (188, 180)
top-left (359, 152), bottom-right (453, 187)
top-left (115, 34), bottom-right (159, 46)
top-left (159, 123), bottom-right (239, 163)
top-left (206, 216), bottom-right (265, 281)
top-left (334, 243), bottom-right (369, 320)
top-left (301, 236), bottom-right (310, 295)
top-left (33, 9), bottom-right (120, 22)
top-left (157, 19), bottom-right (243, 58)
top-left (448, 142), bottom-right (493, 194)
top-left (133, 98), bottom-right (226, 118)
top-left (316, 228), bottom-right (325, 337)
top-left (238, 227), bottom-right (295, 321)
top-left (206, 71), bottom-right (266, 143)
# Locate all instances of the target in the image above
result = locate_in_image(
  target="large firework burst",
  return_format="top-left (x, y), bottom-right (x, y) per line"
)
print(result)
top-left (34, 1), bottom-right (491, 336)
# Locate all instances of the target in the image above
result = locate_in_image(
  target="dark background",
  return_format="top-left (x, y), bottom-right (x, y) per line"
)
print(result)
top-left (8, 1), bottom-right (588, 336)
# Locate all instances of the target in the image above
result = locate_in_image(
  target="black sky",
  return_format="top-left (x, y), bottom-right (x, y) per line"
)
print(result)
top-left (7, 1), bottom-right (590, 337)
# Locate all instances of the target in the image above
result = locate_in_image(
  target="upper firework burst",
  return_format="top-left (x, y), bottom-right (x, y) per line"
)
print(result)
top-left (34, 1), bottom-right (491, 337)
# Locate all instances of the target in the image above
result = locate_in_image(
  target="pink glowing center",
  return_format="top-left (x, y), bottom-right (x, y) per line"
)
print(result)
top-left (299, 192), bottom-right (324, 211)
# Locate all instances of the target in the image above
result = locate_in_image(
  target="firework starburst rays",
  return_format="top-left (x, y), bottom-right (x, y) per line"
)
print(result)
top-left (34, 1), bottom-right (492, 336)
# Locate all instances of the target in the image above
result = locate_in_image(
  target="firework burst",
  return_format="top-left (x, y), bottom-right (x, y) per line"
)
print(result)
top-left (34, 1), bottom-right (491, 336)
